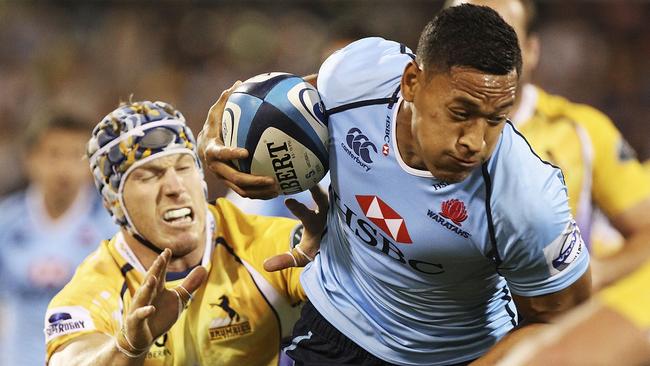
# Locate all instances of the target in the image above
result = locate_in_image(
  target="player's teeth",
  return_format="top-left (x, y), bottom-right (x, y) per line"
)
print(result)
top-left (163, 208), bottom-right (191, 221)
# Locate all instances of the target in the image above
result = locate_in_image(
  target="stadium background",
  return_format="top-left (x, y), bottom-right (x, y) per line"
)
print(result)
top-left (0, 0), bottom-right (648, 200)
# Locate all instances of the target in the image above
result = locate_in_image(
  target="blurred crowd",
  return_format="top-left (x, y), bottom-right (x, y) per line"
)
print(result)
top-left (1, 0), bottom-right (648, 200)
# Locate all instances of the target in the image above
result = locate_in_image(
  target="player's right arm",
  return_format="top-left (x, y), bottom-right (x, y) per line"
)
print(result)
top-left (48, 249), bottom-right (206, 366)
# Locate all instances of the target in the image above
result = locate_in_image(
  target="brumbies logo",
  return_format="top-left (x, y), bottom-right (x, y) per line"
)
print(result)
top-left (208, 295), bottom-right (252, 341)
top-left (356, 195), bottom-right (412, 243)
top-left (427, 199), bottom-right (471, 238)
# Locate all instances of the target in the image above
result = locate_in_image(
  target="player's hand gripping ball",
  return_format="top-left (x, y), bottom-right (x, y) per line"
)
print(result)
top-left (221, 72), bottom-right (329, 195)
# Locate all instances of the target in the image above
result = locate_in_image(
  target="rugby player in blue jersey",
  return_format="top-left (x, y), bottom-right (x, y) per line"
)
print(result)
top-left (199, 5), bottom-right (591, 365)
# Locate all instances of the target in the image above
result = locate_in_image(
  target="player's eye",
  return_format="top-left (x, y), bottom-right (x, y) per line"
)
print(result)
top-left (487, 116), bottom-right (506, 125)
top-left (449, 109), bottom-right (469, 121)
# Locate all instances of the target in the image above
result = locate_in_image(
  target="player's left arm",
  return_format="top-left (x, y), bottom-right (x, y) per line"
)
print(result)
top-left (585, 109), bottom-right (650, 289)
top-left (470, 270), bottom-right (592, 365)
top-left (592, 199), bottom-right (650, 290)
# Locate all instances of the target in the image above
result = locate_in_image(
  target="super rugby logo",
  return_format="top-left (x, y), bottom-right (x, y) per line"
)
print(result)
top-left (342, 128), bottom-right (377, 171)
top-left (44, 306), bottom-right (95, 343)
top-left (427, 199), bottom-right (471, 238)
top-left (331, 189), bottom-right (444, 275)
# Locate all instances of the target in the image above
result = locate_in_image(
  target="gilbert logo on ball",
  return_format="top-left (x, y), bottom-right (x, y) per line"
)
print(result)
top-left (222, 72), bottom-right (329, 195)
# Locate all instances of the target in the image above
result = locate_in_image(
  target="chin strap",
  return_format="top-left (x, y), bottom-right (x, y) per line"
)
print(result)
top-left (132, 232), bottom-right (184, 259)
top-left (133, 233), bottom-right (164, 255)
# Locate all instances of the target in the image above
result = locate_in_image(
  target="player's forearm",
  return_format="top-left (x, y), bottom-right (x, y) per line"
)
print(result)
top-left (593, 228), bottom-right (650, 289)
top-left (49, 334), bottom-right (148, 366)
top-left (468, 323), bottom-right (547, 365)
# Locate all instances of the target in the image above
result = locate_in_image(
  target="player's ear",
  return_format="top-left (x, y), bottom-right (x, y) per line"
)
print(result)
top-left (401, 60), bottom-right (421, 102)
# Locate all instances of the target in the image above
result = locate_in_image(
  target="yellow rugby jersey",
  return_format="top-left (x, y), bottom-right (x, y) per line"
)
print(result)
top-left (599, 259), bottom-right (650, 330)
top-left (513, 84), bottom-right (650, 255)
top-left (45, 198), bottom-right (306, 366)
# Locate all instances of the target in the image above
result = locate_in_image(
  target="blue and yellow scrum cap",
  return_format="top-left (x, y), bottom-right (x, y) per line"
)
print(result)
top-left (87, 101), bottom-right (204, 229)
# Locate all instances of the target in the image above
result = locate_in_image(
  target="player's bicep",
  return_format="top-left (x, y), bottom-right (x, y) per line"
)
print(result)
top-left (48, 333), bottom-right (112, 366)
top-left (512, 269), bottom-right (591, 324)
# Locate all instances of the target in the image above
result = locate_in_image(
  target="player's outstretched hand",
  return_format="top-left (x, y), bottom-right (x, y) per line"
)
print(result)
top-left (119, 249), bottom-right (207, 353)
top-left (198, 81), bottom-right (280, 199)
top-left (264, 185), bottom-right (329, 272)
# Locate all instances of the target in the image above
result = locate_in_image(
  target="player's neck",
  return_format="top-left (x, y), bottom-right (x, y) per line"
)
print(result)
top-left (122, 229), bottom-right (206, 273)
top-left (395, 101), bottom-right (426, 170)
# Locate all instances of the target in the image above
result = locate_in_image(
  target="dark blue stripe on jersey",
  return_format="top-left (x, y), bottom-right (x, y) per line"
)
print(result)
top-left (214, 236), bottom-right (285, 349)
top-left (400, 43), bottom-right (416, 60)
top-left (166, 264), bottom-right (200, 281)
top-left (506, 120), bottom-right (566, 184)
top-left (326, 97), bottom-right (398, 116)
top-left (120, 263), bottom-right (133, 276)
top-left (215, 236), bottom-right (242, 263)
top-left (481, 163), bottom-right (501, 267)
top-left (500, 286), bottom-right (518, 327)
top-left (387, 86), bottom-right (401, 110)
top-left (119, 263), bottom-right (133, 299)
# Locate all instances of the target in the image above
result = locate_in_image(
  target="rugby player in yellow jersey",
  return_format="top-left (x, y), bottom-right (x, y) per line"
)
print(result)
top-left (497, 259), bottom-right (650, 366)
top-left (45, 98), bottom-right (324, 366)
top-left (448, 0), bottom-right (650, 290)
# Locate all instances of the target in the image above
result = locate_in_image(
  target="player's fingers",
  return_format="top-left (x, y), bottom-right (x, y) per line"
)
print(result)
top-left (264, 252), bottom-right (300, 272)
top-left (180, 266), bottom-right (208, 295)
top-left (132, 305), bottom-right (156, 321)
top-left (309, 185), bottom-right (329, 214)
top-left (203, 141), bottom-right (249, 163)
top-left (130, 274), bottom-right (157, 311)
top-left (285, 198), bottom-right (312, 220)
top-left (206, 81), bottom-right (242, 130)
top-left (155, 249), bottom-right (171, 294)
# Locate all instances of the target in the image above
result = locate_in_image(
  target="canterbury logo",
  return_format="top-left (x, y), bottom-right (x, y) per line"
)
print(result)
top-left (346, 128), bottom-right (377, 164)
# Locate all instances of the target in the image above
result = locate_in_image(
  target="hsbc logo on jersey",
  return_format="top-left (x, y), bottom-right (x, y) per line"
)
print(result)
top-left (356, 195), bottom-right (412, 243)
top-left (331, 188), bottom-right (444, 275)
top-left (427, 199), bottom-right (472, 238)
top-left (342, 128), bottom-right (377, 171)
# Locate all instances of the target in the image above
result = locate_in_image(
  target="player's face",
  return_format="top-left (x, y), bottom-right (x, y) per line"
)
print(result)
top-left (25, 128), bottom-right (90, 204)
top-left (405, 64), bottom-right (517, 182)
top-left (122, 153), bottom-right (206, 257)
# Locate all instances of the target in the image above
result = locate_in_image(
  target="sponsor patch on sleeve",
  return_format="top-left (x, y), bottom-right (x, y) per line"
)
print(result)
top-left (543, 220), bottom-right (584, 276)
top-left (44, 306), bottom-right (95, 343)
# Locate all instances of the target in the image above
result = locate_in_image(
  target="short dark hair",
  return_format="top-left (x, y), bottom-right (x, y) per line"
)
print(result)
top-left (416, 4), bottom-right (522, 77)
top-left (24, 113), bottom-right (91, 150)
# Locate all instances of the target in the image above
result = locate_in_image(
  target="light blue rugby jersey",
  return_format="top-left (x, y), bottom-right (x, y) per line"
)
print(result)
top-left (300, 37), bottom-right (590, 366)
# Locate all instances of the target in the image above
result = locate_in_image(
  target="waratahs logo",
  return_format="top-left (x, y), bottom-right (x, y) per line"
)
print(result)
top-left (426, 199), bottom-right (471, 238)
top-left (342, 128), bottom-right (377, 171)
top-left (440, 199), bottom-right (468, 226)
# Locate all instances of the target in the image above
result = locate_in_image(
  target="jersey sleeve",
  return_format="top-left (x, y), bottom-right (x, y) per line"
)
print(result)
top-left (317, 37), bottom-right (414, 109)
top-left (578, 106), bottom-right (650, 217)
top-left (44, 248), bottom-right (121, 362)
top-left (489, 124), bottom-right (590, 297)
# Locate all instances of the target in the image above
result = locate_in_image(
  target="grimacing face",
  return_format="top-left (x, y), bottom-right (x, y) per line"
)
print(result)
top-left (122, 153), bottom-right (206, 257)
top-left (402, 63), bottom-right (518, 182)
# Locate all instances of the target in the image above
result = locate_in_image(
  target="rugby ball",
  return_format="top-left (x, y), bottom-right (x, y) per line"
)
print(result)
top-left (221, 72), bottom-right (329, 195)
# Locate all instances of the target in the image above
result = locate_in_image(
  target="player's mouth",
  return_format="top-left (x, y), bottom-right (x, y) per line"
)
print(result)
top-left (449, 155), bottom-right (481, 169)
top-left (162, 207), bottom-right (194, 227)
